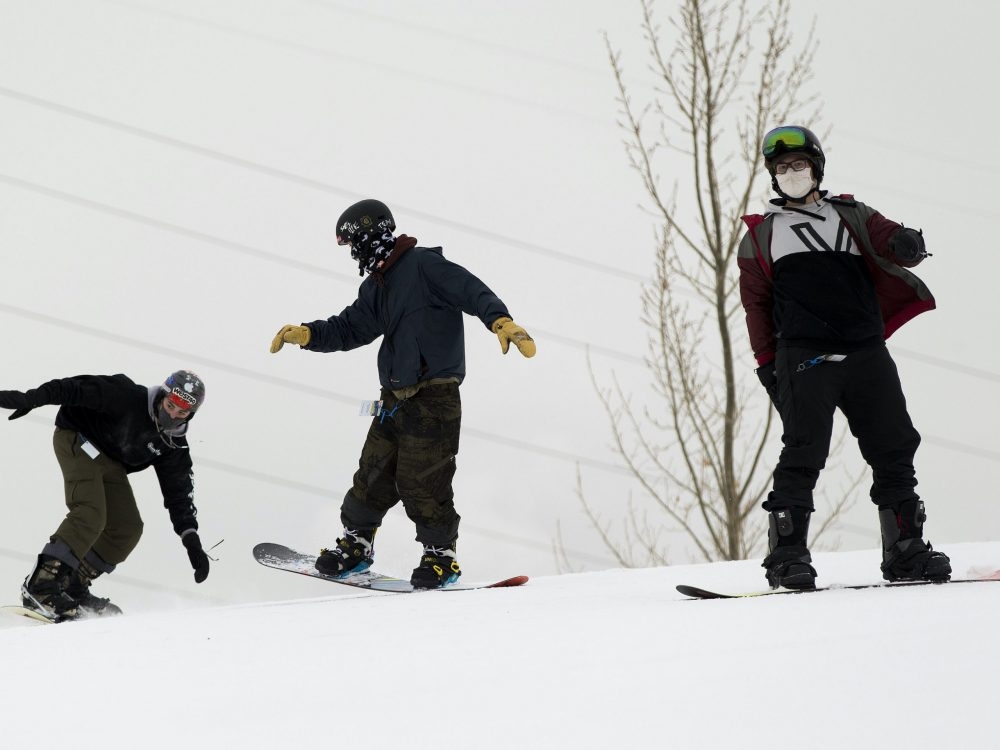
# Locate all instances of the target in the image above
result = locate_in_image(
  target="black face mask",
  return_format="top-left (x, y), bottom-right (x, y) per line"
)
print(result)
top-left (157, 404), bottom-right (185, 431)
top-left (349, 226), bottom-right (396, 276)
top-left (155, 395), bottom-right (189, 432)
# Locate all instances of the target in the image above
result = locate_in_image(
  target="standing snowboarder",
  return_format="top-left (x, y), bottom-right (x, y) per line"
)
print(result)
top-left (270, 198), bottom-right (535, 588)
top-left (0, 370), bottom-right (211, 621)
top-left (737, 125), bottom-right (950, 590)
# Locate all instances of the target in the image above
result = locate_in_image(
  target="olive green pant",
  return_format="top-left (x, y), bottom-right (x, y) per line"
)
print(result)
top-left (51, 428), bottom-right (143, 566)
top-left (342, 383), bottom-right (462, 547)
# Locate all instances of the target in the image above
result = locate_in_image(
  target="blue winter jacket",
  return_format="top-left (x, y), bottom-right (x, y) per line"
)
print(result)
top-left (304, 241), bottom-right (510, 390)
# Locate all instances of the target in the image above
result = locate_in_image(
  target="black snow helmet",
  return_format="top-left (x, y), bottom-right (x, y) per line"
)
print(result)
top-left (161, 369), bottom-right (206, 414)
top-left (761, 125), bottom-right (826, 183)
top-left (336, 199), bottom-right (396, 247)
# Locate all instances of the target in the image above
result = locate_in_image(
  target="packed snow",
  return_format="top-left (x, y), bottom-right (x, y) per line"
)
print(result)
top-left (2, 541), bottom-right (997, 749)
top-left (1, 2), bottom-right (999, 747)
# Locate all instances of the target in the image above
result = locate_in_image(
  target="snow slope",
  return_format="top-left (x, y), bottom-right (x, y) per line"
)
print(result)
top-left (2, 541), bottom-right (997, 749)
top-left (3, 0), bottom-right (1000, 606)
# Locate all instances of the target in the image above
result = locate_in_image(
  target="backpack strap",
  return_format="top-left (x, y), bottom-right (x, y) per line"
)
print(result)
top-left (825, 193), bottom-right (857, 207)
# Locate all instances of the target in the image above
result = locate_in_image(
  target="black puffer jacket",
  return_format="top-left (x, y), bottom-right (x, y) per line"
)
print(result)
top-left (305, 242), bottom-right (510, 390)
top-left (26, 374), bottom-right (199, 535)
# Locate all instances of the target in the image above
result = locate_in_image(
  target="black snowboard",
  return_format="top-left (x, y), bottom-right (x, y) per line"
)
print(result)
top-left (677, 573), bottom-right (1000, 600)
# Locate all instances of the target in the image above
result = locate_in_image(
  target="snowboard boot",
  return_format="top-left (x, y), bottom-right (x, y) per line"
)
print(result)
top-left (762, 508), bottom-right (817, 590)
top-left (21, 555), bottom-right (80, 622)
top-left (315, 528), bottom-right (376, 577)
top-left (65, 555), bottom-right (123, 617)
top-left (879, 499), bottom-right (951, 582)
top-left (410, 544), bottom-right (462, 589)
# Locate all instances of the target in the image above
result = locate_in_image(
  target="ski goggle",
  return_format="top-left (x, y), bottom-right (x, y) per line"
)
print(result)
top-left (762, 126), bottom-right (808, 158)
top-left (167, 389), bottom-right (197, 411)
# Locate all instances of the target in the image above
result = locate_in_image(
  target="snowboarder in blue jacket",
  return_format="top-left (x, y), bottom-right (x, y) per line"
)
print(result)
top-left (271, 198), bottom-right (534, 588)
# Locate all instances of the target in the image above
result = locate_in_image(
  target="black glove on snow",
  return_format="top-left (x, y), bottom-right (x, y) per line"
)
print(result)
top-left (0, 390), bottom-right (33, 420)
top-left (182, 531), bottom-right (210, 583)
top-left (889, 227), bottom-right (927, 263)
top-left (755, 364), bottom-right (779, 410)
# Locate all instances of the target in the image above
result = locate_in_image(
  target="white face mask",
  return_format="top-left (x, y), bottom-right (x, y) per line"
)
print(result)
top-left (776, 168), bottom-right (816, 199)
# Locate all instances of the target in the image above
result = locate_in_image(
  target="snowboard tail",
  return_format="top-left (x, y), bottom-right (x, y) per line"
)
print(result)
top-left (253, 542), bottom-right (528, 593)
top-left (1, 605), bottom-right (59, 624)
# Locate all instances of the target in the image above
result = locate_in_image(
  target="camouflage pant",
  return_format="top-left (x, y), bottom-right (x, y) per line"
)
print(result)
top-left (51, 428), bottom-right (143, 566)
top-left (342, 383), bottom-right (462, 547)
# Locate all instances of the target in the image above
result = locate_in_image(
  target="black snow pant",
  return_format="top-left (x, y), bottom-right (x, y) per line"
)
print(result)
top-left (341, 383), bottom-right (462, 548)
top-left (763, 344), bottom-right (921, 513)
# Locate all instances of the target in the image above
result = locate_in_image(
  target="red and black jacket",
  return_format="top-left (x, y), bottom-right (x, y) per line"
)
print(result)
top-left (737, 195), bottom-right (935, 366)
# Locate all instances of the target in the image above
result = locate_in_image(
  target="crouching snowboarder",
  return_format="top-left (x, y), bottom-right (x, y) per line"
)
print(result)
top-left (0, 370), bottom-right (211, 621)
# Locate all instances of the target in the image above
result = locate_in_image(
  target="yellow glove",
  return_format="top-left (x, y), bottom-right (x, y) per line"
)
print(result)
top-left (490, 317), bottom-right (536, 358)
top-left (270, 324), bottom-right (311, 353)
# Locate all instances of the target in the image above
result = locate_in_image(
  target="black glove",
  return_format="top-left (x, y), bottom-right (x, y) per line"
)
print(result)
top-left (756, 364), bottom-right (779, 409)
top-left (889, 227), bottom-right (927, 263)
top-left (0, 390), bottom-right (32, 420)
top-left (182, 531), bottom-right (210, 583)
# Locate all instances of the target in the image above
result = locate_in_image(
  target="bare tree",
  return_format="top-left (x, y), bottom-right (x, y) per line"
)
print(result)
top-left (575, 0), bottom-right (855, 568)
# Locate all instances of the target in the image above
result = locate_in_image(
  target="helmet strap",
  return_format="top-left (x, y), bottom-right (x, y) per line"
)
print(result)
top-left (773, 185), bottom-right (820, 204)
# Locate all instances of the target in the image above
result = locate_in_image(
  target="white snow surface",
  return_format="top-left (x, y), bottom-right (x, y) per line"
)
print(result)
top-left (2, 541), bottom-right (998, 749)
top-left (1, 5), bottom-right (999, 745)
